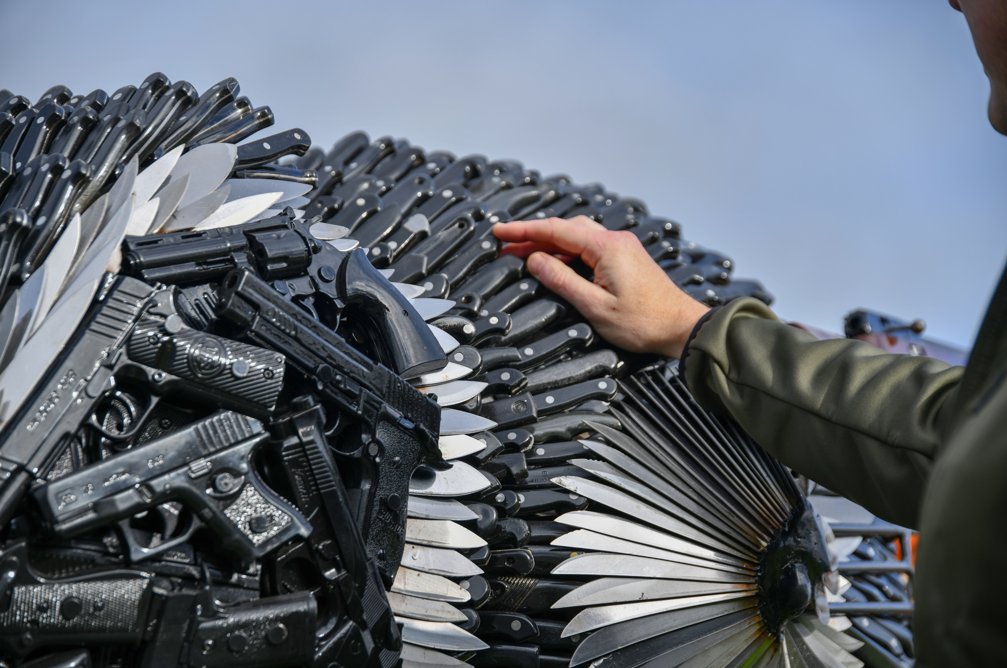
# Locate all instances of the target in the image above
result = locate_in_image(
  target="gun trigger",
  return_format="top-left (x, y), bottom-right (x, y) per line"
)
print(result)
top-left (85, 365), bottom-right (114, 398)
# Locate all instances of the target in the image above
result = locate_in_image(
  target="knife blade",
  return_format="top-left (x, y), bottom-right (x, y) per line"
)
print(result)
top-left (440, 408), bottom-right (497, 436)
top-left (406, 519), bottom-right (487, 550)
top-left (189, 191), bottom-right (281, 230)
top-left (414, 362), bottom-right (472, 386)
top-left (392, 567), bottom-right (471, 604)
top-left (131, 144), bottom-right (183, 206)
top-left (410, 297), bottom-right (456, 322)
top-left (399, 643), bottom-right (470, 667)
top-left (400, 544), bottom-right (483, 578)
top-left (308, 221), bottom-right (351, 241)
top-left (146, 172), bottom-right (189, 233)
top-left (409, 461), bottom-right (493, 497)
top-left (407, 496), bottom-right (479, 522)
top-left (397, 617), bottom-right (489, 652)
top-left (428, 324), bottom-right (460, 353)
top-left (169, 142), bottom-right (236, 210)
top-left (224, 177), bottom-right (312, 203)
top-left (156, 184), bottom-right (229, 233)
top-left (27, 213), bottom-right (80, 334)
top-left (388, 592), bottom-right (468, 624)
top-left (436, 433), bottom-right (488, 459)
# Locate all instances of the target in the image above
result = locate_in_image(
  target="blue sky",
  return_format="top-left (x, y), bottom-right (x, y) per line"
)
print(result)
top-left (2, 1), bottom-right (1003, 348)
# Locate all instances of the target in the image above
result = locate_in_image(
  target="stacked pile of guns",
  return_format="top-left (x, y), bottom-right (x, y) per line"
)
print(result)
top-left (0, 74), bottom-right (915, 667)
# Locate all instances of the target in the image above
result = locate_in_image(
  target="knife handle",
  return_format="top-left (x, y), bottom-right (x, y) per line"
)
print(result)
top-left (17, 154), bottom-right (67, 221)
top-left (451, 254), bottom-right (526, 311)
top-left (513, 488), bottom-right (590, 517)
top-left (71, 109), bottom-right (121, 164)
top-left (431, 155), bottom-right (486, 190)
top-left (234, 164), bottom-right (317, 185)
top-left (35, 84), bottom-right (72, 107)
top-left (193, 105), bottom-right (273, 148)
top-left (497, 297), bottom-right (570, 347)
top-left (416, 272), bottom-right (450, 298)
top-left (523, 441), bottom-right (592, 466)
top-left (235, 127), bottom-right (311, 169)
top-left (338, 247), bottom-right (447, 378)
top-left (414, 182), bottom-right (469, 221)
top-left (76, 109), bottom-right (144, 212)
top-left (528, 412), bottom-right (622, 444)
top-left (158, 77), bottom-right (238, 152)
top-left (369, 140), bottom-right (424, 182)
top-left (47, 105), bottom-right (99, 160)
top-left (387, 215), bottom-right (475, 284)
top-left (0, 152), bottom-right (14, 201)
top-left (130, 80), bottom-right (198, 164)
top-left (0, 154), bottom-right (42, 212)
top-left (20, 160), bottom-right (92, 278)
top-left (525, 348), bottom-right (621, 394)
top-left (14, 102), bottom-right (69, 169)
top-left (480, 367), bottom-right (527, 395)
top-left (0, 94), bottom-right (30, 118)
top-left (0, 113), bottom-right (14, 149)
top-left (131, 72), bottom-right (171, 112)
top-left (0, 209), bottom-right (31, 300)
top-left (77, 88), bottom-right (110, 113)
top-left (329, 191), bottom-right (380, 232)
top-left (469, 312), bottom-right (511, 346)
top-left (532, 378), bottom-right (618, 416)
top-left (482, 277), bottom-right (540, 315)
top-left (486, 549), bottom-right (535, 576)
top-left (493, 427), bottom-right (534, 451)
top-left (526, 546), bottom-right (580, 576)
top-left (0, 108), bottom-right (35, 163)
top-left (102, 84), bottom-right (137, 117)
top-left (476, 611), bottom-right (539, 642)
top-left (439, 236), bottom-right (499, 288)
top-left (324, 130), bottom-right (370, 168)
top-left (341, 135), bottom-right (394, 179)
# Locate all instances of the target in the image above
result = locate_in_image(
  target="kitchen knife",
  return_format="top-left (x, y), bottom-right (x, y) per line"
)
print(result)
top-left (192, 105), bottom-right (273, 148)
top-left (479, 379), bottom-right (618, 429)
top-left (392, 567), bottom-right (470, 604)
top-left (158, 77), bottom-right (238, 151)
top-left (388, 591), bottom-right (468, 624)
top-left (406, 519), bottom-right (487, 550)
top-left (168, 142), bottom-right (236, 210)
top-left (407, 496), bottom-right (479, 521)
top-left (451, 254), bottom-right (525, 312)
top-left (497, 297), bottom-right (570, 346)
top-left (400, 543), bottom-right (483, 578)
top-left (409, 460), bottom-right (493, 497)
top-left (478, 323), bottom-right (594, 372)
top-left (529, 412), bottom-right (622, 443)
top-left (397, 617), bottom-right (489, 653)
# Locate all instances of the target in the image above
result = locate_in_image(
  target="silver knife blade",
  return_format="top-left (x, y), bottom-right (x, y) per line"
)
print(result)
top-left (551, 553), bottom-right (750, 584)
top-left (65, 192), bottom-right (135, 296)
top-left (424, 380), bottom-right (487, 407)
top-left (75, 192), bottom-right (109, 262)
top-left (191, 191), bottom-right (282, 231)
top-left (158, 186), bottom-right (230, 233)
top-left (123, 196), bottom-right (160, 239)
top-left (392, 567), bottom-right (470, 603)
top-left (0, 296), bottom-right (19, 370)
top-left (132, 144), bottom-right (184, 206)
top-left (171, 143), bottom-right (237, 210)
top-left (401, 544), bottom-right (483, 578)
top-left (553, 577), bottom-right (756, 609)
top-left (400, 643), bottom-right (471, 667)
top-left (391, 282), bottom-right (426, 300)
top-left (437, 433), bottom-right (487, 460)
top-left (224, 178), bottom-right (312, 203)
top-left (0, 279), bottom-right (97, 420)
top-left (414, 362), bottom-right (472, 387)
top-left (405, 519), bottom-right (486, 550)
top-left (29, 213), bottom-right (81, 334)
top-left (0, 265), bottom-right (45, 372)
top-left (553, 510), bottom-right (747, 569)
top-left (282, 196), bottom-right (310, 209)
top-left (388, 592), bottom-right (468, 623)
top-left (309, 221), bottom-right (351, 241)
top-left (409, 461), bottom-right (492, 497)
top-left (396, 617), bottom-right (489, 652)
top-left (563, 590), bottom-right (755, 637)
top-left (551, 477), bottom-right (746, 560)
top-left (147, 173), bottom-right (189, 234)
top-left (439, 408), bottom-right (496, 436)
top-left (428, 325), bottom-right (460, 353)
top-left (327, 238), bottom-right (359, 252)
top-left (552, 529), bottom-right (751, 575)
top-left (410, 298), bottom-right (455, 322)
top-left (407, 496), bottom-right (479, 521)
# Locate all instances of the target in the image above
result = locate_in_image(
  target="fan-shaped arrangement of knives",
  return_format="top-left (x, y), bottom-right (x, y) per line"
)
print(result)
top-left (0, 74), bottom-right (915, 667)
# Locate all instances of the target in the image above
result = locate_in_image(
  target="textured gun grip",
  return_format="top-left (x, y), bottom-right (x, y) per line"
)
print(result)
top-left (128, 321), bottom-right (285, 417)
top-left (217, 470), bottom-right (311, 562)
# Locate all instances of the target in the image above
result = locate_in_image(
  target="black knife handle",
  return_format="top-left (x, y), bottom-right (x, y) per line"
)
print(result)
top-left (497, 297), bottom-right (570, 347)
top-left (131, 72), bottom-right (170, 112)
top-left (486, 549), bottom-right (536, 576)
top-left (414, 182), bottom-right (470, 221)
top-left (324, 130), bottom-right (370, 168)
top-left (233, 164), bottom-right (317, 186)
top-left (0, 94), bottom-right (29, 117)
top-left (416, 272), bottom-right (450, 298)
top-left (21, 159), bottom-right (92, 278)
top-left (431, 155), bottom-right (486, 190)
top-left (451, 254), bottom-right (525, 311)
top-left (493, 428), bottom-right (534, 451)
top-left (480, 367), bottom-right (527, 395)
top-left (524, 348), bottom-right (621, 394)
top-left (529, 412), bottom-right (622, 444)
top-left (482, 452), bottom-right (529, 485)
top-left (339, 248), bottom-right (446, 378)
top-left (369, 140), bottom-right (424, 182)
top-left (470, 312), bottom-right (512, 346)
top-left (341, 135), bottom-right (394, 180)
top-left (523, 441), bottom-right (592, 466)
top-left (200, 95), bottom-right (253, 131)
top-left (76, 109), bottom-right (145, 212)
top-left (0, 154), bottom-right (42, 212)
top-left (236, 128), bottom-right (311, 169)
top-left (101, 84), bottom-right (137, 117)
top-left (386, 214), bottom-right (475, 284)
top-left (526, 546), bottom-right (580, 575)
top-left (14, 102), bottom-right (68, 167)
top-left (368, 212), bottom-right (430, 266)
top-left (71, 109), bottom-right (121, 165)
top-left (0, 108), bottom-right (35, 163)
top-left (429, 314), bottom-right (477, 344)
top-left (439, 235), bottom-right (500, 288)
top-left (476, 612), bottom-right (539, 642)
top-left (0, 113), bottom-right (14, 149)
top-left (445, 344), bottom-right (482, 371)
top-left (531, 377), bottom-right (618, 416)
top-left (15, 154), bottom-right (66, 219)
top-left (192, 105), bottom-right (273, 147)
top-left (0, 209), bottom-right (31, 300)
top-left (130, 80), bottom-right (198, 163)
top-left (77, 88), bottom-right (109, 113)
top-left (47, 105), bottom-right (98, 159)
top-left (0, 152), bottom-right (14, 201)
top-left (481, 277), bottom-right (540, 315)
top-left (158, 77), bottom-right (238, 152)
top-left (330, 192), bottom-right (381, 233)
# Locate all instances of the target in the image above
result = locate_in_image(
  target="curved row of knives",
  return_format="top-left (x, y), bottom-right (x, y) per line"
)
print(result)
top-left (0, 73), bottom-right (909, 667)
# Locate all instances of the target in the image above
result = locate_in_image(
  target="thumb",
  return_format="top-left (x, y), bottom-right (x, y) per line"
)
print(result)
top-left (527, 252), bottom-right (611, 316)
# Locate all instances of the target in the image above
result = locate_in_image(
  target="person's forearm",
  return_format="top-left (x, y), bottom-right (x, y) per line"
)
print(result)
top-left (683, 298), bottom-right (963, 529)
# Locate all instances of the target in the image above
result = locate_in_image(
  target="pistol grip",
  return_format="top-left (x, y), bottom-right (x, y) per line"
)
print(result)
top-left (339, 248), bottom-right (446, 379)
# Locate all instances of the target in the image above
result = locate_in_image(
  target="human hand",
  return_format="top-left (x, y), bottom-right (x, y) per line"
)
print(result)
top-left (492, 216), bottom-right (710, 358)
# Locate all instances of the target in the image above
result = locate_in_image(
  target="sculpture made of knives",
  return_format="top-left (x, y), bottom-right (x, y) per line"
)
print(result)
top-left (0, 74), bottom-right (911, 667)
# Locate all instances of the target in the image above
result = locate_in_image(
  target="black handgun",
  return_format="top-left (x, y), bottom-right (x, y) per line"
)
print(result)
top-left (268, 398), bottom-right (401, 667)
top-left (32, 410), bottom-right (310, 563)
top-left (0, 541), bottom-right (317, 667)
top-left (121, 209), bottom-right (447, 379)
top-left (0, 275), bottom-right (286, 527)
top-left (216, 268), bottom-right (443, 582)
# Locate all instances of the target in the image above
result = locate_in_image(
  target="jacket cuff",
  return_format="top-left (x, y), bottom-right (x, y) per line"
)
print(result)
top-left (678, 306), bottom-right (721, 385)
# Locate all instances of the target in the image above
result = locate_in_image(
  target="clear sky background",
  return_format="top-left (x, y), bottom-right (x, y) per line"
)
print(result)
top-left (2, 1), bottom-right (1004, 349)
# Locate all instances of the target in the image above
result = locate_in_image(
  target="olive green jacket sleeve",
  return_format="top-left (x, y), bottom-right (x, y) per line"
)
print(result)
top-left (681, 298), bottom-right (964, 529)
